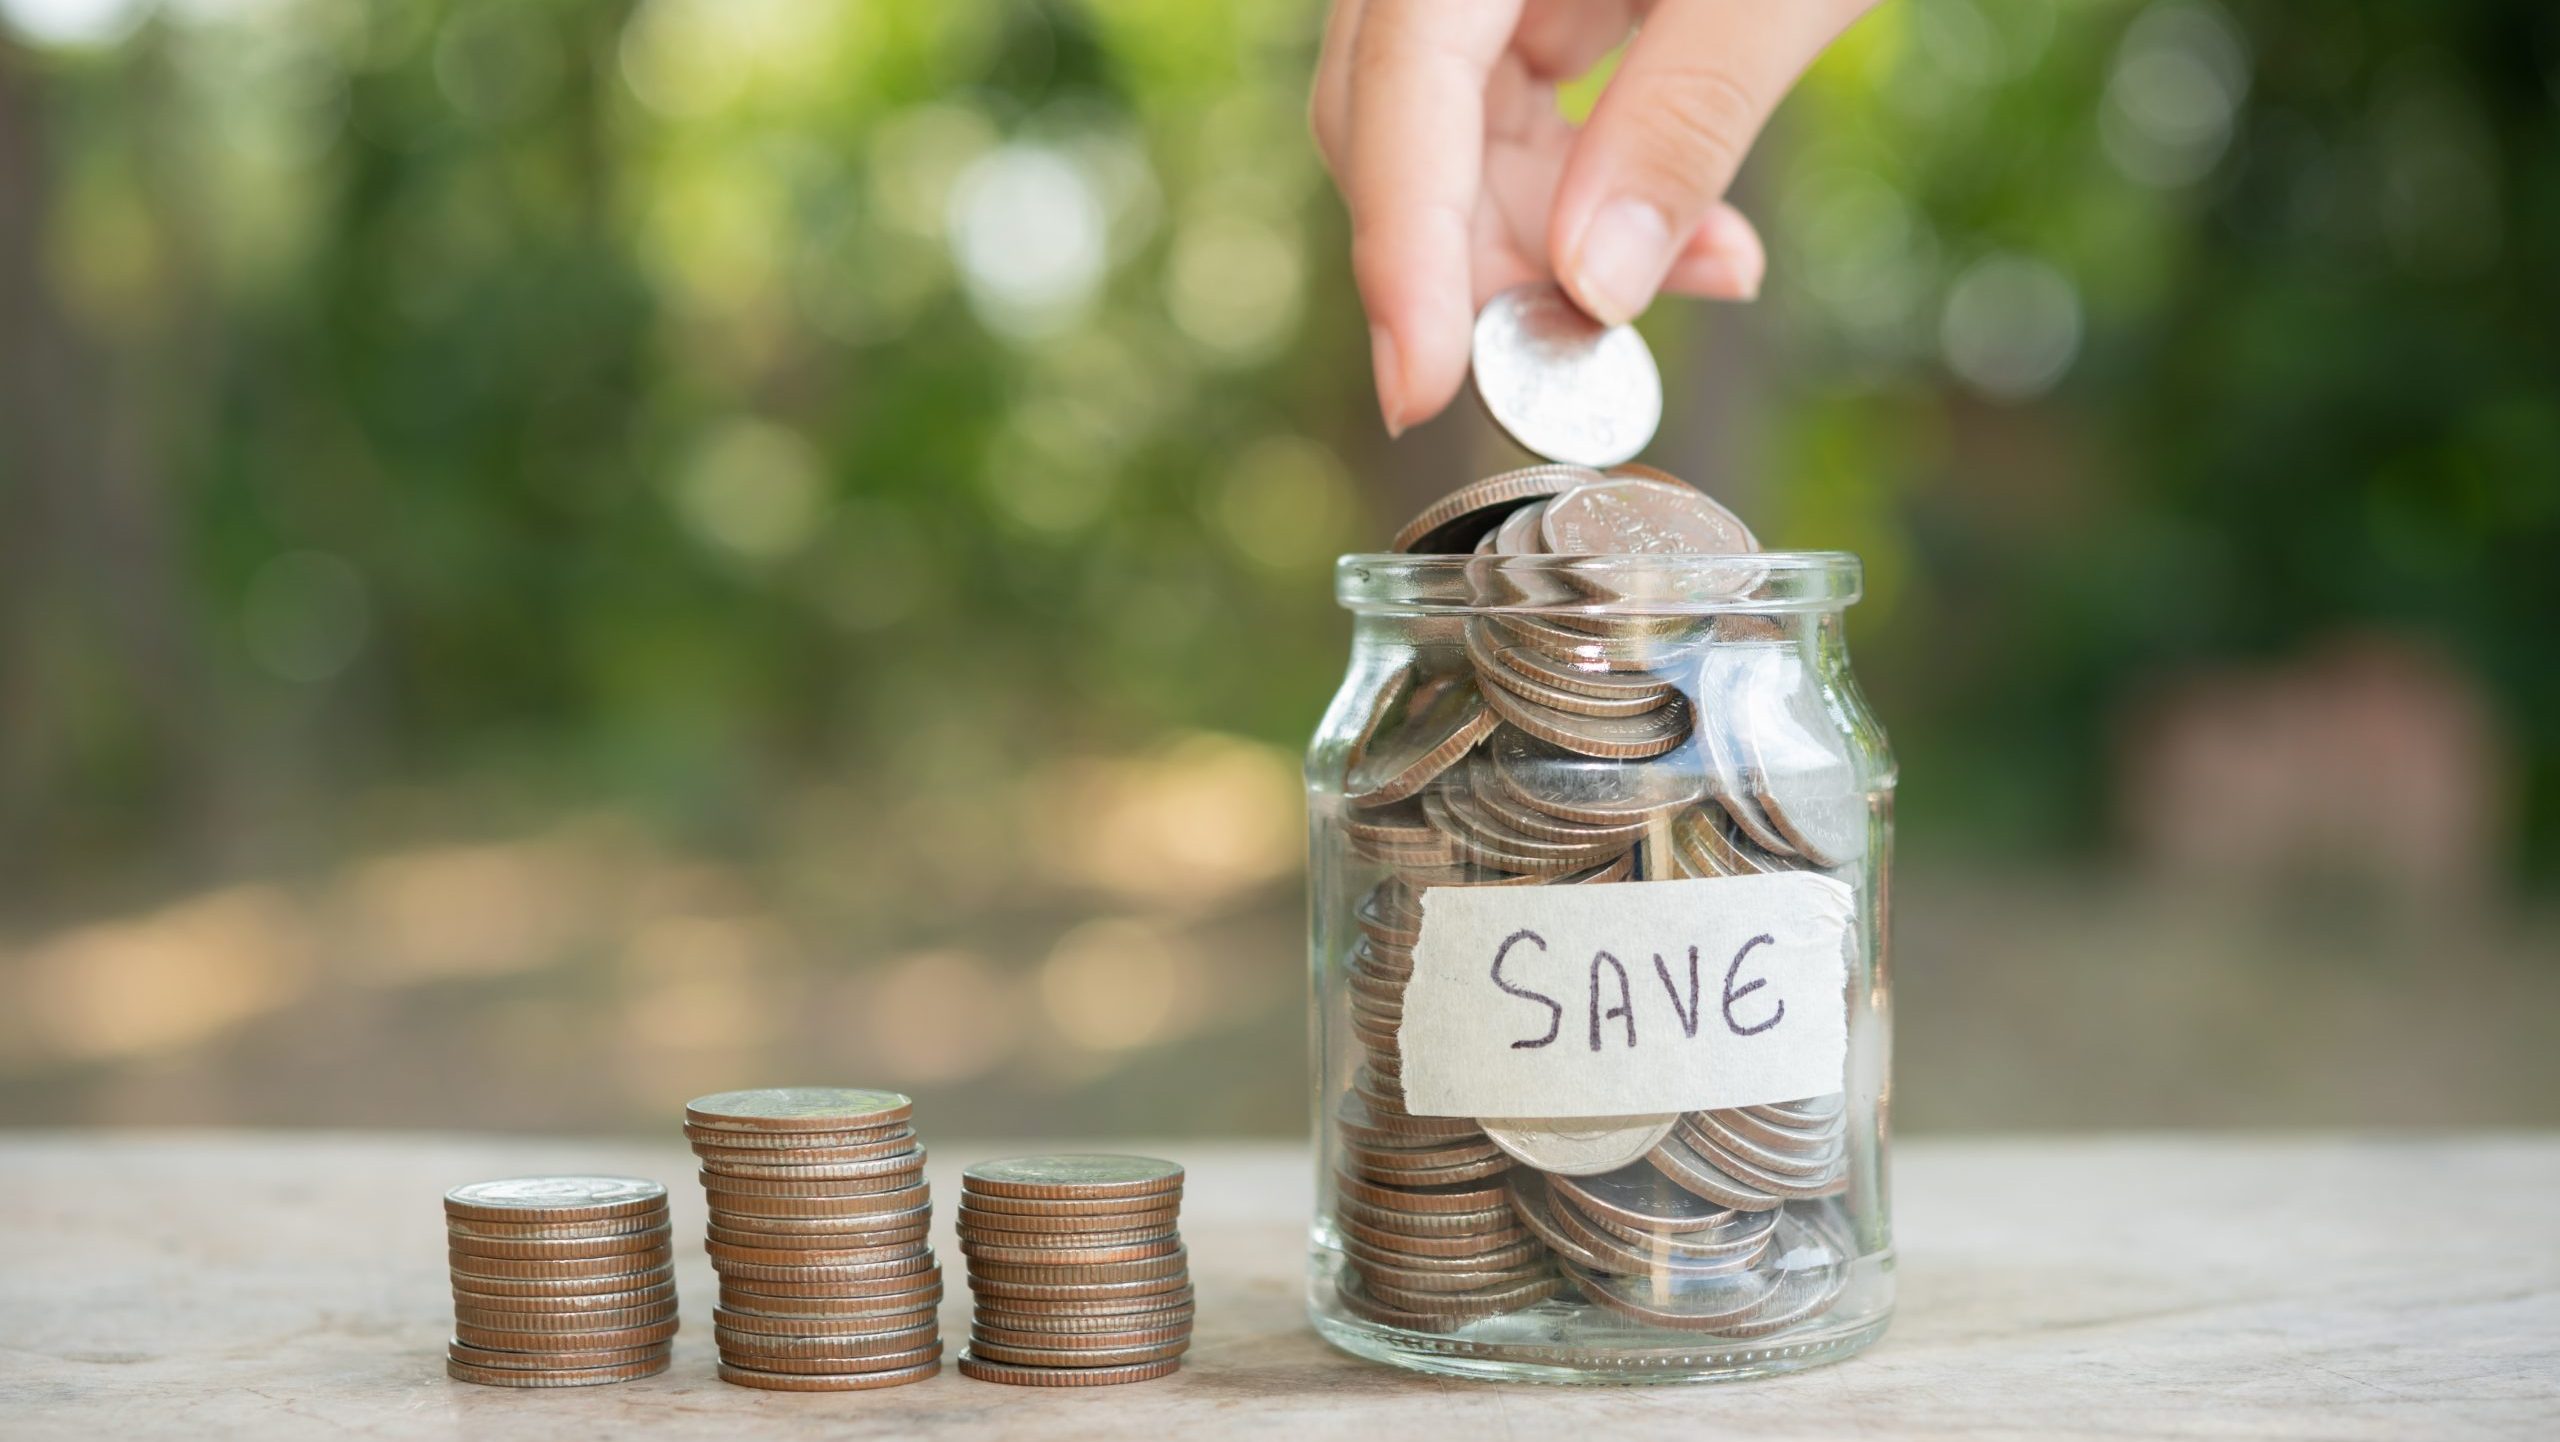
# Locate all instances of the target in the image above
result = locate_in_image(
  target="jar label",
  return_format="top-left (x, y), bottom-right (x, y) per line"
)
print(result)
top-left (1397, 873), bottom-right (1854, 1118)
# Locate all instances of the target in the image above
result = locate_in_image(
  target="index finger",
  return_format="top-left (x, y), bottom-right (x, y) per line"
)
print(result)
top-left (1342, 0), bottom-right (1526, 434)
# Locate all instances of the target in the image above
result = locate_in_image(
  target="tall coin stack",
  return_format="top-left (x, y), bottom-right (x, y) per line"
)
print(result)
top-left (1329, 281), bottom-right (1860, 1336)
top-left (684, 1087), bottom-right (944, 1391)
top-left (443, 1176), bottom-right (676, 1387)
top-left (954, 1155), bottom-right (1194, 1386)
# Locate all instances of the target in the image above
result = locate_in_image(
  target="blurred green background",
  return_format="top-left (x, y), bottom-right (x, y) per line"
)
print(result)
top-left (3, 0), bottom-right (2554, 1137)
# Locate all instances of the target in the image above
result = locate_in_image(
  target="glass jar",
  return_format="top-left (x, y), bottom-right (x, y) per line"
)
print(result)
top-left (1303, 550), bottom-right (1895, 1384)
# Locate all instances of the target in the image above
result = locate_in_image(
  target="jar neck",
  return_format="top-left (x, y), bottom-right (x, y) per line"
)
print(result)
top-left (1334, 552), bottom-right (1861, 617)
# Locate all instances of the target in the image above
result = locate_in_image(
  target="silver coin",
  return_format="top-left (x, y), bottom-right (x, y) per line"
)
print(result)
top-left (1695, 647), bottom-right (1803, 857)
top-left (1471, 282), bottom-right (1662, 468)
top-left (1344, 672), bottom-right (1499, 808)
top-left (1540, 478), bottom-right (1755, 557)
top-left (961, 1154), bottom-right (1183, 1196)
top-left (443, 1177), bottom-right (666, 1216)
top-left (1486, 727), bottom-right (1705, 827)
top-left (1477, 1115), bottom-right (1678, 1177)
top-left (1647, 1130), bottom-right (1785, 1211)
top-left (1546, 1159), bottom-right (1751, 1234)
top-left (1733, 648), bottom-right (1869, 868)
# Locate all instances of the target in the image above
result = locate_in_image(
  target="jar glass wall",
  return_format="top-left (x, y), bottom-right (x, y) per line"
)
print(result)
top-left (1304, 552), bottom-right (1896, 1384)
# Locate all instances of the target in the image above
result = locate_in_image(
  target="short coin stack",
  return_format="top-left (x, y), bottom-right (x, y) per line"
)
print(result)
top-left (955, 1155), bottom-right (1194, 1386)
top-left (443, 1176), bottom-right (676, 1387)
top-left (685, 1087), bottom-right (944, 1391)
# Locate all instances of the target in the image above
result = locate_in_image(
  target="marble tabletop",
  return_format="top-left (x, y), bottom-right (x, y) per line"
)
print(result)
top-left (1, 1131), bottom-right (2553, 1439)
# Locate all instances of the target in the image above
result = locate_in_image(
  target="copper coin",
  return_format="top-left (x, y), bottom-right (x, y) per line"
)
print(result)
top-left (714, 1320), bottom-right (939, 1360)
top-left (718, 1281), bottom-right (943, 1318)
top-left (697, 1151), bottom-right (924, 1193)
top-left (962, 1250), bottom-right (1189, 1287)
top-left (700, 1201), bottom-right (932, 1238)
top-left (1337, 1213), bottom-right (1529, 1260)
top-left (1343, 675), bottom-right (1499, 809)
top-left (954, 1217), bottom-right (1177, 1247)
top-left (707, 1183), bottom-right (930, 1219)
top-left (1480, 669), bottom-right (1692, 760)
top-left (446, 1354), bottom-right (670, 1387)
top-left (448, 1245), bottom-right (673, 1282)
top-left (1645, 1131), bottom-right (1784, 1212)
top-left (708, 1221), bottom-right (929, 1252)
top-left (970, 1318), bottom-right (1191, 1351)
top-left (714, 1302), bottom-right (941, 1338)
top-left (450, 1279), bottom-right (675, 1315)
top-left (957, 1351), bottom-right (1183, 1387)
top-left (446, 1222), bottom-right (673, 1261)
top-left (716, 1358), bottom-right (940, 1390)
top-left (973, 1301), bottom-right (1196, 1335)
top-left (1339, 1129), bottom-right (1506, 1173)
top-left (705, 1210), bottom-right (931, 1241)
top-left (711, 1253), bottom-right (939, 1288)
top-left (971, 1292), bottom-right (1196, 1324)
top-left (441, 1264), bottom-right (675, 1299)
top-left (451, 1299), bottom-right (677, 1333)
top-left (1467, 618), bottom-right (1674, 702)
top-left (719, 1265), bottom-right (940, 1303)
top-left (703, 1167), bottom-right (923, 1202)
top-left (1354, 884), bottom-right (1424, 950)
top-left (1360, 1269), bottom-right (1566, 1318)
top-left (956, 1203), bottom-right (1180, 1236)
top-left (951, 1189), bottom-right (1185, 1220)
top-left (717, 1343), bottom-right (941, 1376)
top-left (956, 1235), bottom-right (1179, 1267)
top-left (685, 1116), bottom-right (913, 1144)
top-left (707, 1238), bottom-right (928, 1269)
top-left (1389, 464), bottom-right (1594, 554)
top-left (1342, 1150), bottom-right (1513, 1188)
top-left (1334, 1196), bottom-right (1516, 1241)
top-left (686, 1131), bottom-right (917, 1162)
top-left (1463, 756), bottom-right (1656, 847)
top-left (961, 1155), bottom-right (1183, 1203)
top-left (443, 1177), bottom-right (666, 1225)
top-left (684, 1087), bottom-right (914, 1133)
top-left (444, 1211), bottom-right (668, 1242)
top-left (452, 1317), bottom-right (680, 1351)
top-left (1332, 1171), bottom-right (1511, 1215)
top-left (966, 1335), bottom-right (1188, 1369)
top-left (1341, 1231), bottom-right (1545, 1277)
top-left (1419, 778), bottom-right (1628, 877)
top-left (691, 1148), bottom-right (925, 1177)
top-left (446, 1339), bottom-right (668, 1370)
top-left (966, 1274), bottom-right (1193, 1306)
top-left (1471, 626), bottom-right (1675, 720)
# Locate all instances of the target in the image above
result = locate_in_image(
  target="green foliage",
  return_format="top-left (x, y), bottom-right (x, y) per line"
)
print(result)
top-left (4, 0), bottom-right (2554, 886)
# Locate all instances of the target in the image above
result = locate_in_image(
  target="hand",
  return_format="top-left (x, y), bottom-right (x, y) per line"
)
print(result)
top-left (1311, 0), bottom-right (1881, 435)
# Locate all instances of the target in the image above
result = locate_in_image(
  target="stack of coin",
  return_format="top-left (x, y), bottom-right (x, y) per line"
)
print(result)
top-left (685, 1087), bottom-right (943, 1391)
top-left (443, 1176), bottom-right (676, 1387)
top-left (1326, 280), bottom-right (1867, 1338)
top-left (954, 1155), bottom-right (1193, 1386)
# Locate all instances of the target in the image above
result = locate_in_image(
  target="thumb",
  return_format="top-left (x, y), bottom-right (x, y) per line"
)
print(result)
top-left (1548, 0), bottom-right (1873, 325)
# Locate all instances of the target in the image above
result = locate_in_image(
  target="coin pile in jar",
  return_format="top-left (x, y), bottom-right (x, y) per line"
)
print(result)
top-left (442, 1176), bottom-right (677, 1387)
top-left (953, 1155), bottom-right (1194, 1386)
top-left (685, 1087), bottom-right (944, 1391)
top-left (1329, 280), bottom-right (1862, 1335)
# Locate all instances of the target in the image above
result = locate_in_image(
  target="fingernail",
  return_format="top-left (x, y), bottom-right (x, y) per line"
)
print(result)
top-left (1569, 198), bottom-right (1675, 326)
top-left (1370, 325), bottom-right (1407, 438)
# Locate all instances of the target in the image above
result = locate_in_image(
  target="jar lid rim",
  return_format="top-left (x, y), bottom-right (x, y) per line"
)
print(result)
top-left (1334, 551), bottom-right (1863, 613)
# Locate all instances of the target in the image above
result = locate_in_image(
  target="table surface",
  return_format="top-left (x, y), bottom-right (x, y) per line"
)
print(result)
top-left (1, 1131), bottom-right (2553, 1440)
